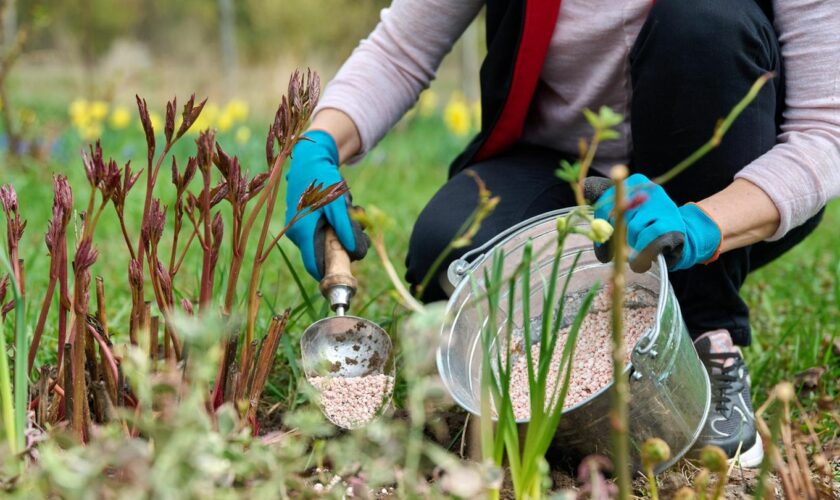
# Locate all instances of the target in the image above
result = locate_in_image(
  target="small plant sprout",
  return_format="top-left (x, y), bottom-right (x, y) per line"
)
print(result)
top-left (699, 445), bottom-right (729, 500)
top-left (641, 437), bottom-right (671, 500)
top-left (694, 468), bottom-right (711, 500)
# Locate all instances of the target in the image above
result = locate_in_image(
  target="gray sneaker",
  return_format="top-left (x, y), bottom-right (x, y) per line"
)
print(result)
top-left (693, 330), bottom-right (764, 467)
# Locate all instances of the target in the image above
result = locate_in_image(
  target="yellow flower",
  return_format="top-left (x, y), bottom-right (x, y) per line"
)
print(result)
top-left (191, 103), bottom-right (219, 134)
top-left (89, 100), bottom-right (109, 121)
top-left (81, 123), bottom-right (103, 140)
top-left (109, 106), bottom-right (132, 130)
top-left (590, 218), bottom-right (614, 243)
top-left (444, 94), bottom-right (471, 137)
top-left (224, 99), bottom-right (249, 123)
top-left (216, 110), bottom-right (234, 133)
top-left (69, 99), bottom-right (91, 129)
top-left (235, 126), bottom-right (251, 145)
top-left (418, 90), bottom-right (439, 117)
top-left (556, 215), bottom-right (569, 234)
top-left (149, 112), bottom-right (163, 132)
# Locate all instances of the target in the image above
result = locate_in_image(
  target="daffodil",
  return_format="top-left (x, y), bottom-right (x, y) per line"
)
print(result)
top-left (216, 111), bottom-right (234, 132)
top-left (235, 125), bottom-right (251, 145)
top-left (444, 94), bottom-right (471, 137)
top-left (69, 99), bottom-right (88, 120)
top-left (149, 112), bottom-right (163, 132)
top-left (418, 90), bottom-right (439, 117)
top-left (89, 100), bottom-right (109, 121)
top-left (69, 99), bottom-right (91, 130)
top-left (109, 106), bottom-right (132, 130)
top-left (224, 99), bottom-right (249, 122)
top-left (81, 123), bottom-right (103, 141)
top-left (191, 103), bottom-right (220, 134)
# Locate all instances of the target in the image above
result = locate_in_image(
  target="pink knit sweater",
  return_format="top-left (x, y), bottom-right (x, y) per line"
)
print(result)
top-left (316, 0), bottom-right (840, 240)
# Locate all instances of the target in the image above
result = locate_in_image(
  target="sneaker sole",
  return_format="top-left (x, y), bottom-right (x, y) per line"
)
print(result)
top-left (729, 433), bottom-right (764, 468)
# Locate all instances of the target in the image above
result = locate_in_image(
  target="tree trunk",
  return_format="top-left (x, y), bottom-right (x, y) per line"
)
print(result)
top-left (218, 0), bottom-right (237, 97)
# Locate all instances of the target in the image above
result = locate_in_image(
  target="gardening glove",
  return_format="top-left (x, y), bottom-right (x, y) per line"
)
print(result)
top-left (285, 130), bottom-right (369, 280)
top-left (584, 174), bottom-right (722, 273)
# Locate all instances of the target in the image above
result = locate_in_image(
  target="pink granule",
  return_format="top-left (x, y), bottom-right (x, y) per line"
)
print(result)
top-left (310, 374), bottom-right (394, 428)
top-left (506, 287), bottom-right (656, 420)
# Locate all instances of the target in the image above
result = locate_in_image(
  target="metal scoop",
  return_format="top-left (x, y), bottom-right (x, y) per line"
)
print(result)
top-left (300, 227), bottom-right (393, 428)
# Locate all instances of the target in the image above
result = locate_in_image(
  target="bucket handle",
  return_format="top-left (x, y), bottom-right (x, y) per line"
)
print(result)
top-left (446, 207), bottom-right (578, 287)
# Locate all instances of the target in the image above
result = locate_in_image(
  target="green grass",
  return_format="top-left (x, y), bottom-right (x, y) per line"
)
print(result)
top-left (2, 106), bottom-right (838, 449)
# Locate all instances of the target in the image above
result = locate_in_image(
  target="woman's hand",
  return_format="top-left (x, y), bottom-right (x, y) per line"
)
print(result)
top-left (588, 174), bottom-right (723, 271)
top-left (285, 130), bottom-right (368, 280)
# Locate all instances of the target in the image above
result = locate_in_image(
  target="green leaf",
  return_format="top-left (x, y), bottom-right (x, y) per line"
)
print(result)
top-left (598, 106), bottom-right (624, 128)
top-left (582, 108), bottom-right (600, 130)
top-left (599, 129), bottom-right (621, 141)
top-left (555, 160), bottom-right (581, 183)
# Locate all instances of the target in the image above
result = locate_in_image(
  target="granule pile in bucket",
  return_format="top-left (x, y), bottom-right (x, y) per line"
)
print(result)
top-left (507, 286), bottom-right (656, 420)
top-left (310, 374), bottom-right (394, 428)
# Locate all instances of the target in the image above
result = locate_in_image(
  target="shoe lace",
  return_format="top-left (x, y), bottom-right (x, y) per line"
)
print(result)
top-left (705, 352), bottom-right (743, 412)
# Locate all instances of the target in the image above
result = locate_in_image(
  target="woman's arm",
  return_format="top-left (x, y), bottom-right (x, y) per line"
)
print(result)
top-left (732, 0), bottom-right (840, 241)
top-left (309, 109), bottom-right (362, 165)
top-left (697, 179), bottom-right (780, 252)
top-left (311, 0), bottom-right (484, 164)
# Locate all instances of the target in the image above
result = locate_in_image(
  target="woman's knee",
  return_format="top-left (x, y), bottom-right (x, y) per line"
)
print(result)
top-left (404, 173), bottom-right (481, 301)
top-left (638, 0), bottom-right (777, 72)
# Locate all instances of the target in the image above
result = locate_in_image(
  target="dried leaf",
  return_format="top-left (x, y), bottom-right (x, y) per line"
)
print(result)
top-left (247, 172), bottom-right (270, 201)
top-left (81, 141), bottom-right (106, 187)
top-left (73, 239), bottom-right (98, 273)
top-left (135, 95), bottom-right (156, 163)
top-left (265, 124), bottom-right (276, 168)
top-left (214, 143), bottom-right (233, 178)
top-left (794, 367), bottom-right (826, 392)
top-left (176, 94), bottom-right (208, 140)
top-left (165, 97), bottom-right (176, 145)
top-left (209, 182), bottom-right (230, 207)
top-left (0, 184), bottom-right (18, 213)
top-left (141, 199), bottom-right (167, 251)
top-left (128, 259), bottom-right (143, 289)
top-left (155, 259), bottom-right (173, 298)
top-left (196, 130), bottom-right (216, 173)
top-left (296, 180), bottom-right (349, 213)
top-left (45, 176), bottom-right (73, 254)
top-left (181, 298), bottom-right (194, 316)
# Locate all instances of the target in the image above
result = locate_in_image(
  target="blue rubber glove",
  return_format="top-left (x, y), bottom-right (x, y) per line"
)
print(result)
top-left (590, 174), bottom-right (722, 272)
top-left (285, 130), bottom-right (368, 280)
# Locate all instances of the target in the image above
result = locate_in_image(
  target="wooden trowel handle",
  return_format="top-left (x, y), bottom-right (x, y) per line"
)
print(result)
top-left (319, 226), bottom-right (358, 298)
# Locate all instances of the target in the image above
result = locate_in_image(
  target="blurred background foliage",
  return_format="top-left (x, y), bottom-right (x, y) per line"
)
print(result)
top-left (8, 0), bottom-right (481, 117)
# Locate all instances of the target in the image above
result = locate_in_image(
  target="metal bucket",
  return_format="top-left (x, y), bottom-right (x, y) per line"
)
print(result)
top-left (436, 208), bottom-right (710, 472)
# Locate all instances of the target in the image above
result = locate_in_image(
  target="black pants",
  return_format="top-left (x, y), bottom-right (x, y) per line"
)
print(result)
top-left (405, 0), bottom-right (823, 346)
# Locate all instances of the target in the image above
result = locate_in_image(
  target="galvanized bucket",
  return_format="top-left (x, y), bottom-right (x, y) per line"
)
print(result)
top-left (436, 208), bottom-right (710, 472)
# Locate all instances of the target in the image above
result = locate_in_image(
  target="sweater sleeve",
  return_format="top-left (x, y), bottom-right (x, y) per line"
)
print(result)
top-left (314, 0), bottom-right (484, 162)
top-left (734, 0), bottom-right (840, 240)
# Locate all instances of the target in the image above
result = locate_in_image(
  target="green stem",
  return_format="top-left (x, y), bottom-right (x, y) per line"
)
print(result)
top-left (609, 167), bottom-right (631, 499)
top-left (0, 248), bottom-right (25, 455)
top-left (646, 465), bottom-right (659, 500)
top-left (654, 73), bottom-right (773, 185)
top-left (0, 302), bottom-right (16, 455)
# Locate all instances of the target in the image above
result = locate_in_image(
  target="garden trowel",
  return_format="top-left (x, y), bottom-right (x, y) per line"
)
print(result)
top-left (300, 226), bottom-right (393, 427)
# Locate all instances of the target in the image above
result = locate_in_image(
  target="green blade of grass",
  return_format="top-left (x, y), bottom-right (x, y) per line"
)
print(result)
top-left (274, 240), bottom-right (318, 323)
top-left (0, 249), bottom-right (26, 455)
